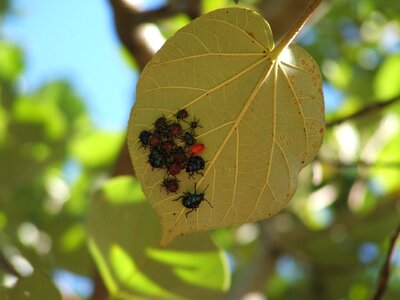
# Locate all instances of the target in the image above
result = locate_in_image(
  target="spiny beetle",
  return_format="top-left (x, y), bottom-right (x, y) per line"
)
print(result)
top-left (139, 130), bottom-right (151, 148)
top-left (167, 162), bottom-right (183, 176)
top-left (187, 117), bottom-right (202, 134)
top-left (171, 146), bottom-right (188, 166)
top-left (162, 177), bottom-right (179, 194)
top-left (154, 116), bottom-right (170, 137)
top-left (169, 123), bottom-right (183, 137)
top-left (181, 131), bottom-right (196, 147)
top-left (174, 183), bottom-right (212, 216)
top-left (148, 134), bottom-right (161, 148)
top-left (161, 140), bottom-right (176, 152)
top-left (148, 148), bottom-right (165, 169)
top-left (175, 109), bottom-right (189, 121)
top-left (186, 155), bottom-right (205, 177)
top-left (154, 116), bottom-right (168, 128)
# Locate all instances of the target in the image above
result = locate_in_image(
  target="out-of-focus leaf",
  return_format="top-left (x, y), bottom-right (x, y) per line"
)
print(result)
top-left (374, 54), bottom-right (400, 99)
top-left (87, 176), bottom-right (230, 300)
top-left (128, 7), bottom-right (325, 246)
top-left (310, 204), bottom-right (397, 260)
top-left (0, 212), bottom-right (7, 229)
top-left (36, 81), bottom-right (88, 124)
top-left (12, 96), bottom-right (67, 141)
top-left (158, 13), bottom-right (190, 39)
top-left (0, 42), bottom-right (24, 80)
top-left (102, 176), bottom-right (146, 204)
top-left (44, 216), bottom-right (92, 276)
top-left (120, 46), bottom-right (139, 70)
top-left (202, 0), bottom-right (230, 12)
top-left (0, 271), bottom-right (62, 300)
top-left (323, 59), bottom-right (352, 90)
top-left (371, 131), bottom-right (400, 192)
top-left (70, 131), bottom-right (124, 168)
top-left (0, 105), bottom-right (7, 145)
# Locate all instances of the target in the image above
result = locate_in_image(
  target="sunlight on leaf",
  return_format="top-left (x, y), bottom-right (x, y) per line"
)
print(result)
top-left (374, 54), bottom-right (400, 99)
top-left (147, 248), bottom-right (227, 290)
top-left (128, 7), bottom-right (325, 246)
top-left (0, 42), bottom-right (24, 80)
top-left (109, 244), bottom-right (178, 298)
top-left (70, 131), bottom-right (124, 168)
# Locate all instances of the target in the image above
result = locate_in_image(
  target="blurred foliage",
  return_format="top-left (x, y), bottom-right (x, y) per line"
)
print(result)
top-left (1, 0), bottom-right (400, 299)
top-left (87, 176), bottom-right (229, 300)
top-left (0, 271), bottom-right (62, 300)
top-left (0, 6), bottom-right (123, 295)
top-left (0, 0), bottom-right (10, 19)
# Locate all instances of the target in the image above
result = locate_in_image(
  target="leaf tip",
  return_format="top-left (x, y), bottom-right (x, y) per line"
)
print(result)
top-left (160, 226), bottom-right (179, 248)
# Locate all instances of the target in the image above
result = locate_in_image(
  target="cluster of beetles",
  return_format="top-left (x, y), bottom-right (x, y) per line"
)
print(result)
top-left (139, 109), bottom-right (212, 216)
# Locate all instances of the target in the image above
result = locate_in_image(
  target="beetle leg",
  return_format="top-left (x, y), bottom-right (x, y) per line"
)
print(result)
top-left (204, 198), bottom-right (213, 208)
top-left (186, 208), bottom-right (195, 217)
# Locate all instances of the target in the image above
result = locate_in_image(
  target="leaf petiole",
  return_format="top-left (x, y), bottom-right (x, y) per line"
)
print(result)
top-left (270, 0), bottom-right (321, 59)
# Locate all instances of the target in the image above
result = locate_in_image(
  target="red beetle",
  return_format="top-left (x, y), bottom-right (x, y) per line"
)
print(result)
top-left (168, 162), bottom-right (183, 176)
top-left (188, 143), bottom-right (205, 155)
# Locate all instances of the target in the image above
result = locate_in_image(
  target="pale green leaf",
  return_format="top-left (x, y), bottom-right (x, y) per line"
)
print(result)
top-left (0, 42), bottom-right (24, 80)
top-left (128, 8), bottom-right (325, 246)
top-left (70, 131), bottom-right (124, 168)
top-left (13, 96), bottom-right (67, 141)
top-left (370, 131), bottom-right (400, 193)
top-left (374, 54), bottom-right (400, 99)
top-left (87, 176), bottom-right (230, 300)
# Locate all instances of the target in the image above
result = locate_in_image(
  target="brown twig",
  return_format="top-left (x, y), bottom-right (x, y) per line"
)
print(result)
top-left (109, 0), bottom-right (201, 70)
top-left (327, 95), bottom-right (400, 128)
top-left (271, 0), bottom-right (321, 58)
top-left (372, 222), bottom-right (400, 300)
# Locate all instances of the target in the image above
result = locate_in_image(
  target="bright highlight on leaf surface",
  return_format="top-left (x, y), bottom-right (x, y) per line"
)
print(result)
top-left (128, 6), bottom-right (325, 246)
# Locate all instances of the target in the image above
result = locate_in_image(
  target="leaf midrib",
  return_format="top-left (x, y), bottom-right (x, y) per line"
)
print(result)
top-left (164, 59), bottom-right (276, 235)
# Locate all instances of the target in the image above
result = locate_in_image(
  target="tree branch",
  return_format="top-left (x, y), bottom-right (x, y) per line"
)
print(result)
top-left (327, 95), bottom-right (400, 128)
top-left (108, 0), bottom-right (201, 69)
top-left (373, 222), bottom-right (400, 300)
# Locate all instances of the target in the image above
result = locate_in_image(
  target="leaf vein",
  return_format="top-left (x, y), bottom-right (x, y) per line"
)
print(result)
top-left (180, 31), bottom-right (210, 53)
top-left (278, 64), bottom-right (309, 160)
top-left (204, 18), bottom-right (266, 51)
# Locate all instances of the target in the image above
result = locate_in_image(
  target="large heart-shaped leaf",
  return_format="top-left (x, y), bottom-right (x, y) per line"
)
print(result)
top-left (128, 7), bottom-right (325, 246)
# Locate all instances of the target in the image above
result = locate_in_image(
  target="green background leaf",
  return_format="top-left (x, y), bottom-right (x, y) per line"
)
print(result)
top-left (87, 176), bottom-right (230, 300)
top-left (0, 272), bottom-right (62, 300)
top-left (374, 54), bottom-right (400, 99)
